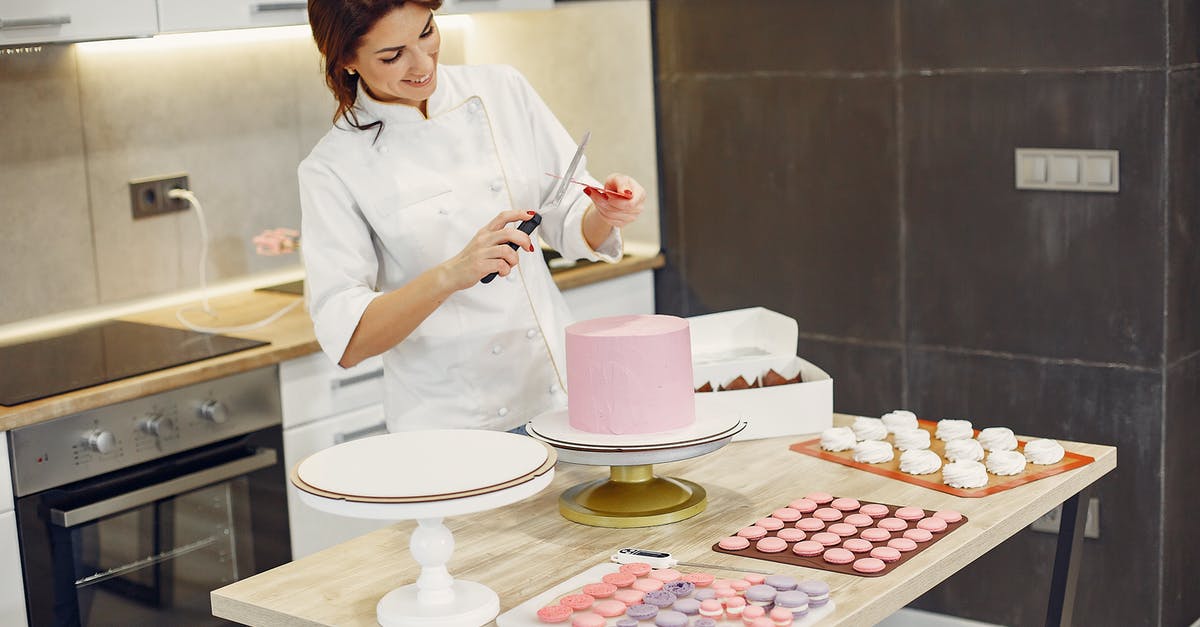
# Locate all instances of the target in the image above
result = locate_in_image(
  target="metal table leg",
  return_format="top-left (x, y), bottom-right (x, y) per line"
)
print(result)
top-left (1045, 487), bottom-right (1090, 627)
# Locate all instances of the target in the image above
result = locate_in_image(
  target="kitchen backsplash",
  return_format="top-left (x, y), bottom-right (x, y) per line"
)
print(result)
top-left (0, 0), bottom-right (658, 327)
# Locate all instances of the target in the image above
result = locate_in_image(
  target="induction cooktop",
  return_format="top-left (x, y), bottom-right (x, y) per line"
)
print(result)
top-left (0, 321), bottom-right (268, 406)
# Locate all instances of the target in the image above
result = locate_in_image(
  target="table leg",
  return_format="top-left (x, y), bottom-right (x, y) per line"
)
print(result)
top-left (1045, 487), bottom-right (1090, 627)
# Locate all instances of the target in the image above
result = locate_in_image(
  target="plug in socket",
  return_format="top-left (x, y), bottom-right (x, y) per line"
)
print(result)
top-left (130, 173), bottom-right (190, 219)
top-left (1030, 497), bottom-right (1100, 539)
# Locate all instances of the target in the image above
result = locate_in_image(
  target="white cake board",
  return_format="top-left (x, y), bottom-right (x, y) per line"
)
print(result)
top-left (495, 563), bottom-right (836, 627)
top-left (527, 406), bottom-right (743, 448)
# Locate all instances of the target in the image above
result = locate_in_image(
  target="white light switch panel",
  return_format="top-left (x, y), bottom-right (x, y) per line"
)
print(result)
top-left (1015, 148), bottom-right (1119, 192)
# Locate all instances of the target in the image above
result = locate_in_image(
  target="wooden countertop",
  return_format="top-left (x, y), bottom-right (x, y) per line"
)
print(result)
top-left (211, 415), bottom-right (1116, 627)
top-left (0, 254), bottom-right (664, 432)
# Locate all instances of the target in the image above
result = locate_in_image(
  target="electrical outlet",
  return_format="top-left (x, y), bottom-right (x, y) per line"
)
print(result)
top-left (1030, 497), bottom-right (1100, 539)
top-left (129, 173), bottom-right (189, 219)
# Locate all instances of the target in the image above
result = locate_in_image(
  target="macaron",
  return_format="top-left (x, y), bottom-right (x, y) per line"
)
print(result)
top-left (613, 589), bottom-right (645, 605)
top-left (903, 528), bottom-right (934, 543)
top-left (756, 517), bottom-right (786, 531)
top-left (570, 612), bottom-right (605, 627)
top-left (804, 491), bottom-right (834, 504)
top-left (672, 598), bottom-right (701, 615)
top-left (560, 594), bottom-right (594, 611)
top-left (845, 513), bottom-right (874, 527)
top-left (682, 572), bottom-right (715, 587)
top-left (642, 590), bottom-right (676, 608)
top-left (870, 546), bottom-right (902, 562)
top-left (788, 498), bottom-right (819, 513)
top-left (860, 527), bottom-right (892, 542)
top-left (602, 572), bottom-right (637, 588)
top-left (619, 562), bottom-right (653, 577)
top-left (823, 547), bottom-right (855, 564)
top-left (811, 532), bottom-right (841, 546)
top-left (743, 574), bottom-right (766, 585)
top-left (719, 536), bottom-right (751, 550)
top-left (796, 518), bottom-right (826, 532)
top-left (777, 527), bottom-right (806, 542)
top-left (774, 589), bottom-right (810, 615)
top-left (934, 509), bottom-right (964, 523)
top-left (756, 537), bottom-right (788, 553)
top-left (744, 584), bottom-right (777, 606)
top-left (737, 526), bottom-right (769, 540)
top-left (878, 517), bottom-right (908, 531)
top-left (724, 596), bottom-right (747, 615)
top-left (888, 537), bottom-right (918, 552)
top-left (918, 517), bottom-right (949, 533)
top-left (831, 497), bottom-right (861, 511)
top-left (895, 506), bottom-right (925, 521)
top-left (798, 580), bottom-right (830, 606)
top-left (633, 578), bottom-right (664, 592)
top-left (662, 580), bottom-right (694, 598)
top-left (615, 619), bottom-right (638, 627)
top-left (741, 605), bottom-right (766, 620)
top-left (729, 579), bottom-right (751, 592)
top-left (652, 609), bottom-right (688, 627)
top-left (828, 522), bottom-right (857, 537)
top-left (693, 619), bottom-right (717, 627)
top-left (649, 568), bottom-right (682, 582)
top-left (859, 503), bottom-right (890, 518)
top-left (852, 557), bottom-right (886, 574)
top-left (763, 574), bottom-right (797, 591)
top-left (581, 583), bottom-right (617, 599)
top-left (792, 540), bottom-right (824, 556)
top-left (843, 538), bottom-right (873, 553)
top-left (593, 600), bottom-right (626, 617)
top-left (625, 604), bottom-right (659, 621)
top-left (770, 606), bottom-right (796, 625)
top-left (813, 507), bottom-right (843, 522)
top-left (537, 604), bottom-right (573, 623)
top-left (772, 507), bottom-right (802, 522)
top-left (692, 588), bottom-right (716, 601)
top-left (698, 599), bottom-right (723, 618)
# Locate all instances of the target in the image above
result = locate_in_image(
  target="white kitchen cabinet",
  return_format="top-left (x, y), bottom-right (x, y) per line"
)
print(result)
top-left (0, 0), bottom-right (156, 46)
top-left (561, 269), bottom-right (655, 320)
top-left (0, 512), bottom-right (26, 627)
top-left (156, 0), bottom-right (307, 34)
top-left (280, 352), bottom-right (383, 429)
top-left (440, 0), bottom-right (552, 14)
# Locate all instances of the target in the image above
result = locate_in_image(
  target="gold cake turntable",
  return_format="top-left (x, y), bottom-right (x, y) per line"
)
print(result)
top-left (526, 409), bottom-right (746, 528)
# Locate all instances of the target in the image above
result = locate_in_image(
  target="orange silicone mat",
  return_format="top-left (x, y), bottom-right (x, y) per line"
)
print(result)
top-left (789, 420), bottom-right (1094, 498)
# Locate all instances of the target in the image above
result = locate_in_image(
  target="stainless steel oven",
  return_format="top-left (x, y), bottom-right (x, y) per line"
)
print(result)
top-left (9, 366), bottom-right (290, 626)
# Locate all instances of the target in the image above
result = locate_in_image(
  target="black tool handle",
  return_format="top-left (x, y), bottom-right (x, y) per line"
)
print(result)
top-left (481, 213), bottom-right (542, 284)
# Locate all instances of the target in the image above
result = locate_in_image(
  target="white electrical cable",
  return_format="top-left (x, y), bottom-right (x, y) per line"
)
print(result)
top-left (168, 188), bottom-right (303, 334)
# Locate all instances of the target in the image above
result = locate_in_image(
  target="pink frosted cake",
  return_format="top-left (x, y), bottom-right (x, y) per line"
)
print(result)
top-left (565, 314), bottom-right (695, 434)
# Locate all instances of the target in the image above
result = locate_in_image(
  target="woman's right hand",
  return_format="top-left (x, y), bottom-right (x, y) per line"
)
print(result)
top-left (438, 210), bottom-right (538, 292)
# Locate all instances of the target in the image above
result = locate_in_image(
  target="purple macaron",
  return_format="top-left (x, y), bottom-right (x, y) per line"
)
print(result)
top-left (764, 574), bottom-right (798, 591)
top-left (693, 588), bottom-right (717, 601)
top-left (798, 580), bottom-right (831, 607)
top-left (615, 620), bottom-right (638, 627)
top-left (774, 590), bottom-right (811, 616)
top-left (625, 603), bottom-right (659, 621)
top-left (672, 598), bottom-right (701, 615)
top-left (694, 619), bottom-right (718, 627)
top-left (744, 584), bottom-right (778, 606)
top-left (662, 580), bottom-right (695, 598)
top-left (653, 610), bottom-right (689, 627)
top-left (642, 590), bottom-right (677, 608)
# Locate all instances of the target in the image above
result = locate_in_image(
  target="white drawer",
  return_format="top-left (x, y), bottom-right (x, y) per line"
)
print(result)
top-left (280, 353), bottom-right (384, 429)
top-left (0, 0), bottom-right (157, 46)
top-left (0, 512), bottom-right (26, 626)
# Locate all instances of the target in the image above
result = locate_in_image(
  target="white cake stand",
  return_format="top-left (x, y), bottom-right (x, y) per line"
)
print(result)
top-left (291, 430), bottom-right (555, 627)
top-left (528, 409), bottom-right (745, 528)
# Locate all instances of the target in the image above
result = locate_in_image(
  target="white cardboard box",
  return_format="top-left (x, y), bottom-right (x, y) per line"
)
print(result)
top-left (688, 307), bottom-right (833, 441)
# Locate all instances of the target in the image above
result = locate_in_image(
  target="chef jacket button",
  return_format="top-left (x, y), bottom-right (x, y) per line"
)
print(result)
top-left (507, 273), bottom-right (518, 283)
top-left (468, 100), bottom-right (481, 113)
top-left (491, 345), bottom-right (503, 355)
top-left (489, 180), bottom-right (503, 192)
top-left (526, 328), bottom-right (537, 339)
top-left (497, 407), bottom-right (509, 417)
top-left (437, 207), bottom-right (448, 215)
top-left (548, 384), bottom-right (559, 394)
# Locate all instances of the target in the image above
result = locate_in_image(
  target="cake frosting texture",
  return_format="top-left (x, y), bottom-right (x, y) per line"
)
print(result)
top-left (565, 315), bottom-right (695, 434)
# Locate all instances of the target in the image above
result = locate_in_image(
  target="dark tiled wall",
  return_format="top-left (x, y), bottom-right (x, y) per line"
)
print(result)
top-left (653, 0), bottom-right (1198, 624)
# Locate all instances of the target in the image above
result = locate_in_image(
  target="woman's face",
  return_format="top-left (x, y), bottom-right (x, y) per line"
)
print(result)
top-left (346, 4), bottom-right (440, 109)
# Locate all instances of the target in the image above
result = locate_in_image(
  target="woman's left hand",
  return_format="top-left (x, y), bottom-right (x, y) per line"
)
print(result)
top-left (586, 173), bottom-right (645, 228)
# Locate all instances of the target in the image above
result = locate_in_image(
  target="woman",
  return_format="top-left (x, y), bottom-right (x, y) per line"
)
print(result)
top-left (300, 0), bottom-right (646, 432)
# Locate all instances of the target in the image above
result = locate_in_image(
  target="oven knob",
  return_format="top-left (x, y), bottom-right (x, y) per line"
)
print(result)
top-left (85, 430), bottom-right (116, 454)
top-left (140, 415), bottom-right (177, 438)
top-left (198, 400), bottom-right (228, 424)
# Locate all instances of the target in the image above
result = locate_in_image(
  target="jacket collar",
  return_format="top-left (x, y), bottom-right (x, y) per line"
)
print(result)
top-left (351, 68), bottom-right (457, 125)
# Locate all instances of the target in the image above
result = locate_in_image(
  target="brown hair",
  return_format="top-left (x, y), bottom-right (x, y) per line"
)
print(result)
top-left (307, 0), bottom-right (442, 135)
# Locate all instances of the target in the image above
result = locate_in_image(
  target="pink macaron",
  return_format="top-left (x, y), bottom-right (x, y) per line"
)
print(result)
top-left (591, 600), bottom-right (625, 617)
top-left (917, 517), bottom-right (949, 533)
top-left (602, 572), bottom-right (636, 588)
top-left (788, 498), bottom-right (819, 513)
top-left (888, 537), bottom-right (918, 552)
top-left (619, 562), bottom-right (652, 577)
top-left (843, 538), bottom-right (873, 553)
top-left (756, 537), bottom-right (788, 553)
top-left (729, 579), bottom-right (752, 592)
top-left (699, 599), bottom-right (724, 618)
top-left (933, 510), bottom-right (964, 523)
top-left (859, 503), bottom-right (890, 518)
top-left (792, 540), bottom-right (824, 556)
top-left (878, 517), bottom-right (908, 532)
top-left (738, 526), bottom-right (769, 540)
top-left (744, 574), bottom-right (766, 585)
top-left (844, 513), bottom-right (874, 528)
top-left (770, 606), bottom-right (796, 625)
top-left (776, 528), bottom-right (806, 542)
top-left (811, 532), bottom-right (841, 546)
top-left (632, 578), bottom-right (663, 592)
top-left (852, 557), bottom-right (886, 574)
top-left (581, 583), bottom-right (616, 599)
top-left (861, 527), bottom-right (892, 543)
top-left (796, 518), bottom-right (826, 532)
top-left (813, 508), bottom-right (843, 522)
top-left (756, 517), bottom-right (786, 531)
top-left (537, 604), bottom-right (573, 623)
top-left (895, 507), bottom-right (926, 521)
top-left (570, 612), bottom-right (605, 627)
top-left (682, 572), bottom-right (715, 587)
top-left (903, 528), bottom-right (934, 543)
top-left (831, 497), bottom-right (861, 511)
top-left (828, 522), bottom-right (857, 537)
top-left (870, 546), bottom-right (902, 562)
top-left (772, 507), bottom-right (802, 522)
top-left (804, 491), bottom-right (834, 505)
top-left (719, 536), bottom-right (751, 550)
top-left (648, 568), bottom-right (682, 582)
top-left (559, 594), bottom-right (594, 611)
top-left (612, 588), bottom-right (644, 605)
top-left (822, 548), bottom-right (855, 564)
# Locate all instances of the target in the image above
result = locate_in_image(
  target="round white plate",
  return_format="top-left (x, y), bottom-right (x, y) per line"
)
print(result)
top-left (525, 420), bottom-right (745, 452)
top-left (526, 406), bottom-right (743, 448)
top-left (297, 429), bottom-right (549, 500)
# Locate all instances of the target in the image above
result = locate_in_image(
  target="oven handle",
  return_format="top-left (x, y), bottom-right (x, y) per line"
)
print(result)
top-left (49, 448), bottom-right (278, 528)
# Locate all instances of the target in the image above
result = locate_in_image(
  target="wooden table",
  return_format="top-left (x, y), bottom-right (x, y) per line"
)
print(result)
top-left (211, 414), bottom-right (1115, 626)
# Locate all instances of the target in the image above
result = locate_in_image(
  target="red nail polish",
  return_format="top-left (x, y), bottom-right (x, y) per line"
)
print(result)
top-left (623, 189), bottom-right (631, 195)
top-left (527, 210), bottom-right (536, 215)
top-left (528, 245), bottom-right (535, 252)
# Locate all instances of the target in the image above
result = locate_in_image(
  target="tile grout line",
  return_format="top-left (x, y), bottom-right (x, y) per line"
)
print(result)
top-left (71, 46), bottom-right (104, 304)
top-left (1159, 1), bottom-right (1171, 622)
top-left (894, 0), bottom-right (909, 409)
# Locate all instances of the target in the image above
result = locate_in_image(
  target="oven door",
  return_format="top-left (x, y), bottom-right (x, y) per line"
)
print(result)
top-left (15, 427), bottom-right (290, 627)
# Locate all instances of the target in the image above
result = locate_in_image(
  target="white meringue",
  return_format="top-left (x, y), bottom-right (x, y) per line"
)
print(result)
top-left (881, 410), bottom-right (919, 433)
top-left (852, 440), bottom-right (895, 464)
top-left (985, 450), bottom-right (1027, 476)
top-left (942, 460), bottom-right (988, 489)
top-left (851, 417), bottom-right (888, 441)
top-left (935, 419), bottom-right (974, 441)
top-left (893, 428), bottom-right (931, 451)
top-left (819, 427), bottom-right (857, 452)
top-left (899, 449), bottom-right (942, 475)
top-left (978, 427), bottom-right (1018, 452)
top-left (1023, 438), bottom-right (1065, 465)
top-left (943, 438), bottom-right (985, 462)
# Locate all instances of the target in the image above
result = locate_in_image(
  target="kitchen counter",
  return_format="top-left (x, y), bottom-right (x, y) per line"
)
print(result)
top-left (0, 253), bottom-right (664, 432)
top-left (210, 414), bottom-right (1116, 626)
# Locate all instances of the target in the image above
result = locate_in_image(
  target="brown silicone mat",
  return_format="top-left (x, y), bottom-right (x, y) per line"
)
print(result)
top-left (789, 419), bottom-right (1095, 497)
top-left (289, 441), bottom-right (557, 504)
top-left (711, 497), bottom-right (967, 577)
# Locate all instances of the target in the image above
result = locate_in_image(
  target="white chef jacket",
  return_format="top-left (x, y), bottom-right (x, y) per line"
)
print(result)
top-left (298, 64), bottom-right (621, 432)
